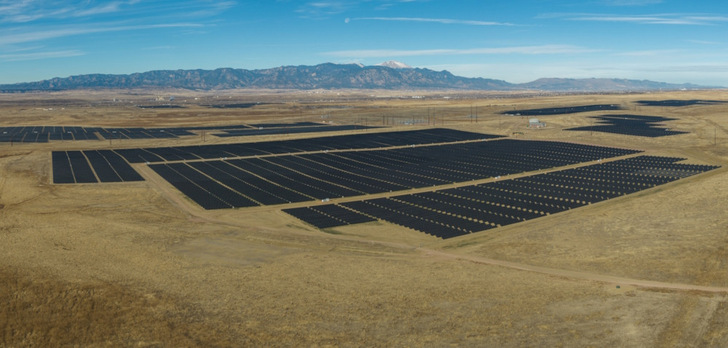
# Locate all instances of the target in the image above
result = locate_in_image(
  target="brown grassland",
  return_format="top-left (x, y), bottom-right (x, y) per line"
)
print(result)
top-left (1, 89), bottom-right (728, 346)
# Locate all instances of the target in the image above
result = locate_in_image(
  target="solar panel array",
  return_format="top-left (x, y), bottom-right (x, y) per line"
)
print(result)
top-left (43, 123), bottom-right (721, 239)
top-left (50, 128), bottom-right (494, 186)
top-left (285, 156), bottom-right (720, 238)
top-left (95, 127), bottom-right (196, 140)
top-left (1, 122), bottom-right (353, 143)
top-left (502, 104), bottom-right (623, 116)
top-left (283, 205), bottom-right (376, 229)
top-left (147, 138), bottom-right (639, 210)
top-left (114, 128), bottom-right (498, 163)
top-left (565, 115), bottom-right (688, 137)
top-left (636, 100), bottom-right (727, 107)
top-left (0, 126), bottom-right (98, 143)
top-left (248, 122), bottom-right (325, 128)
top-left (52, 150), bottom-right (143, 184)
top-left (213, 124), bottom-right (376, 138)
top-left (205, 103), bottom-right (262, 109)
top-left (1, 125), bottom-right (205, 143)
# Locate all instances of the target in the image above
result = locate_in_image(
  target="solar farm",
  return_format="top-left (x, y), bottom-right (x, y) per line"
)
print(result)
top-left (47, 126), bottom-right (718, 239)
top-left (285, 155), bottom-right (717, 238)
top-left (0, 122), bottom-right (375, 143)
top-left (2, 90), bottom-right (728, 346)
top-left (565, 114), bottom-right (689, 137)
top-left (502, 104), bottom-right (624, 116)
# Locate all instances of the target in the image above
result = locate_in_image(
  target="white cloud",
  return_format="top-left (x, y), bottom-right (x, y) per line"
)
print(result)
top-left (643, 64), bottom-right (728, 73)
top-left (600, 0), bottom-right (663, 6)
top-left (0, 0), bottom-right (234, 65)
top-left (614, 49), bottom-right (681, 56)
top-left (0, 0), bottom-right (114, 23)
top-left (325, 45), bottom-right (599, 58)
top-left (0, 49), bottom-right (84, 62)
top-left (421, 62), bottom-right (602, 83)
top-left (297, 0), bottom-right (429, 18)
top-left (422, 61), bottom-right (728, 86)
top-left (687, 39), bottom-right (721, 45)
top-left (0, 23), bottom-right (204, 46)
top-left (297, 1), bottom-right (351, 17)
top-left (329, 48), bottom-right (450, 58)
top-left (352, 17), bottom-right (514, 26)
top-left (567, 13), bottom-right (728, 25)
top-left (0, 0), bottom-right (236, 23)
top-left (72, 1), bottom-right (136, 17)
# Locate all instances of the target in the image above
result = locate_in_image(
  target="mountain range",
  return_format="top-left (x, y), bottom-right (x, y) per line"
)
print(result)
top-left (0, 62), bottom-right (716, 92)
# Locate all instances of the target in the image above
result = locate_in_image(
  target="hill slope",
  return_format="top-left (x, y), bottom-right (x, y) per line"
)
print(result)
top-left (0, 63), bottom-right (713, 92)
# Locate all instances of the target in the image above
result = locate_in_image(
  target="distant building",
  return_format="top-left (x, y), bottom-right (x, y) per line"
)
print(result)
top-left (528, 118), bottom-right (546, 128)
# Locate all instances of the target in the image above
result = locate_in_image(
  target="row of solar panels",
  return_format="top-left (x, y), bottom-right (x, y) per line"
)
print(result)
top-left (141, 138), bottom-right (641, 210)
top-left (284, 156), bottom-right (720, 239)
top-left (564, 115), bottom-right (688, 137)
top-left (51, 128), bottom-right (499, 185)
top-left (1, 122), bottom-right (342, 143)
top-left (113, 128), bottom-right (498, 163)
top-left (52, 150), bottom-right (144, 184)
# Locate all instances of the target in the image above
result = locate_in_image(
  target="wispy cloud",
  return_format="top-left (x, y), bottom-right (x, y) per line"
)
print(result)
top-left (565, 13), bottom-right (728, 25)
top-left (0, 0), bottom-right (70, 23)
top-left (0, 23), bottom-right (204, 46)
top-left (0, 0), bottom-right (133, 23)
top-left (0, 0), bottom-right (236, 23)
top-left (687, 39), bottom-right (721, 45)
top-left (614, 49), bottom-right (682, 56)
top-left (326, 45), bottom-right (598, 58)
top-left (0, 0), bottom-right (235, 63)
top-left (297, 0), bottom-right (427, 18)
top-left (422, 61), bottom-right (728, 85)
top-left (647, 64), bottom-right (728, 73)
top-left (183, 1), bottom-right (237, 18)
top-left (297, 1), bottom-right (352, 18)
top-left (600, 0), bottom-right (663, 6)
top-left (350, 17), bottom-right (514, 26)
top-left (72, 1), bottom-right (139, 17)
top-left (0, 49), bottom-right (84, 62)
top-left (0, 0), bottom-right (31, 13)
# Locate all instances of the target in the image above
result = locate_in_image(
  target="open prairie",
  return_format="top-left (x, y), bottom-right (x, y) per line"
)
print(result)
top-left (1, 89), bottom-right (728, 346)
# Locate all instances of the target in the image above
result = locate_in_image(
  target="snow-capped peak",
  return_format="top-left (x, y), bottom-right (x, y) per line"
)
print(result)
top-left (377, 60), bottom-right (412, 69)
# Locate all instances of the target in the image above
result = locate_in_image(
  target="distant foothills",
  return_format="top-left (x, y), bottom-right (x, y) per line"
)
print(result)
top-left (0, 61), bottom-right (718, 92)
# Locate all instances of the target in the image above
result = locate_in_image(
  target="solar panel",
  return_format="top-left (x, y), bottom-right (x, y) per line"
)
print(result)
top-left (52, 151), bottom-right (75, 184)
top-left (66, 151), bottom-right (97, 183)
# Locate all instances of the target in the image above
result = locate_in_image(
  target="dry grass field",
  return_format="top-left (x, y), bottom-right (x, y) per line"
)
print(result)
top-left (1, 89), bottom-right (728, 346)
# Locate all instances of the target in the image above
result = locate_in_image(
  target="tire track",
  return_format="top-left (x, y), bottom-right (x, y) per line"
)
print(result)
top-left (419, 248), bottom-right (728, 294)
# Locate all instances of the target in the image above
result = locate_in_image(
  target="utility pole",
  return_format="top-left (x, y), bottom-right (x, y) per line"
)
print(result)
top-left (591, 118), bottom-right (594, 136)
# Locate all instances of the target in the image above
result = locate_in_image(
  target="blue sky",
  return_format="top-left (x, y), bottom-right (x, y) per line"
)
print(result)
top-left (1, 0), bottom-right (728, 85)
